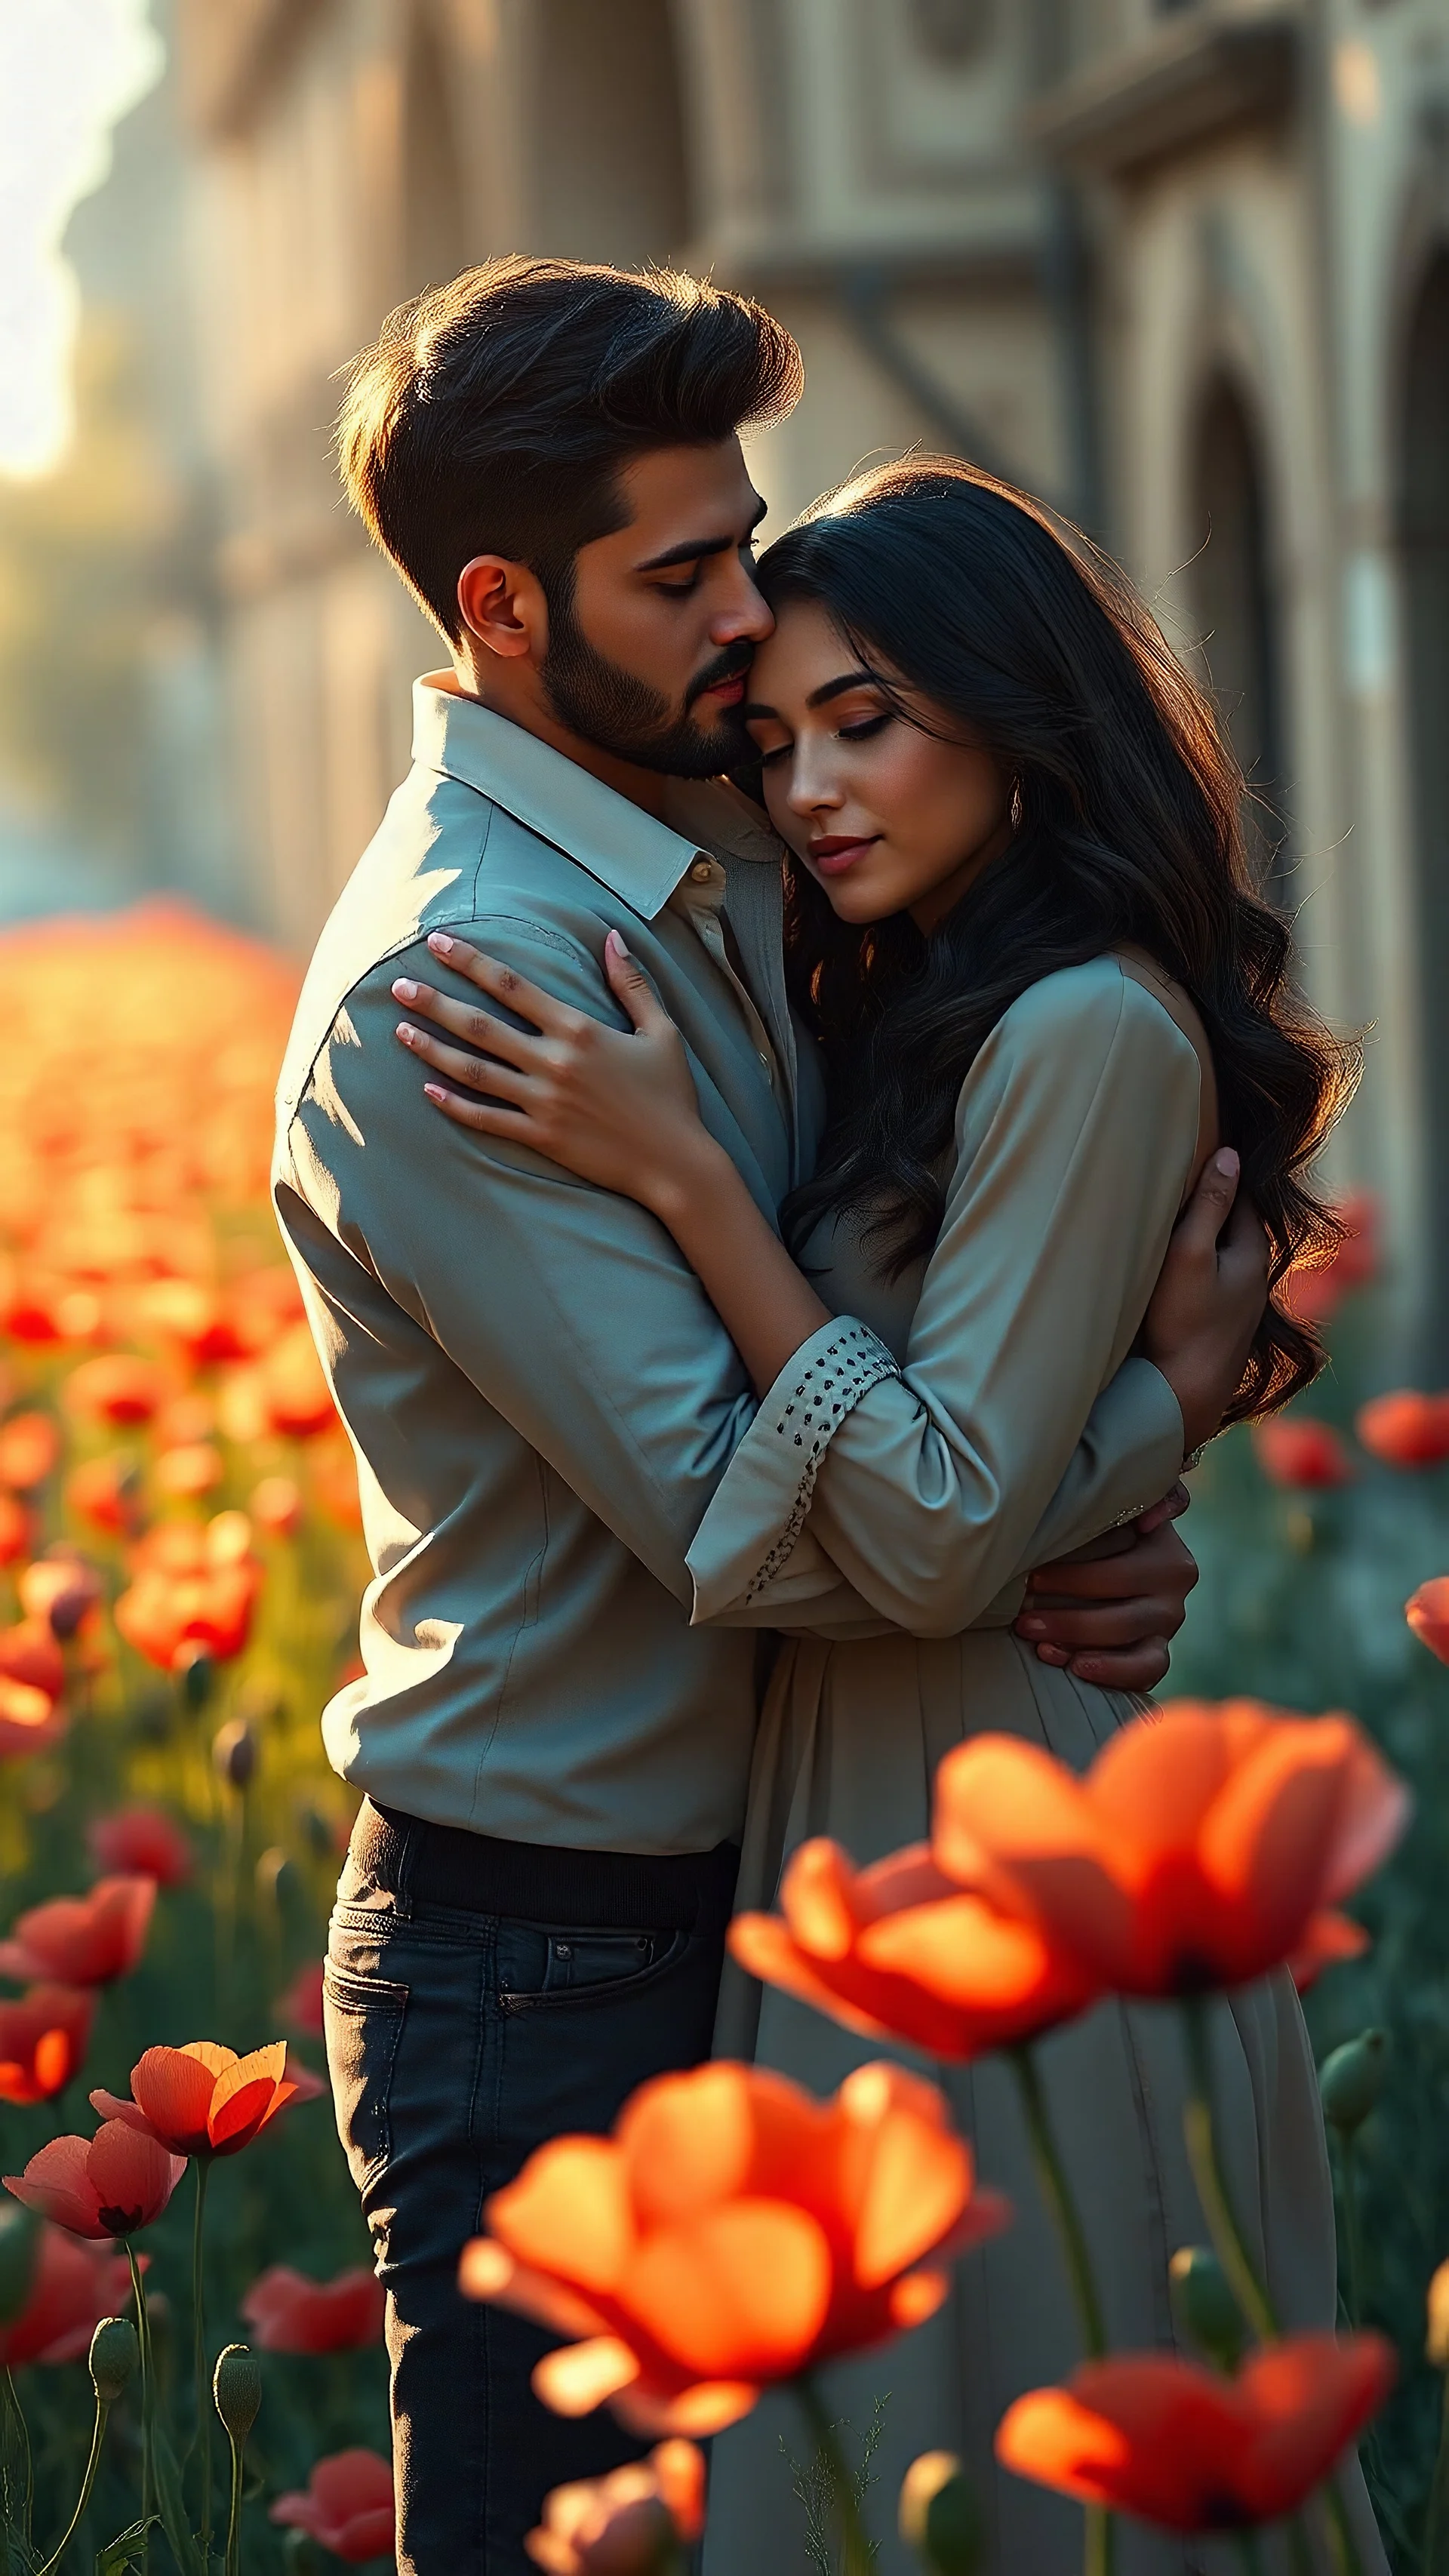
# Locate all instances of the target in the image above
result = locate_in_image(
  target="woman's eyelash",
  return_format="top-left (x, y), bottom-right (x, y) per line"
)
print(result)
top-left (756, 743), bottom-right (789, 767)
top-left (838, 713), bottom-right (891, 743)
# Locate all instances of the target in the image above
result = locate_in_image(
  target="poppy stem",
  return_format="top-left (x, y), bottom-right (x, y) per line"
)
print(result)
top-left (125, 2243), bottom-right (154, 2565)
top-left (1181, 2000), bottom-right (1277, 2344)
top-left (1321, 2481), bottom-right (1364, 2576)
top-left (795, 2375), bottom-right (874, 2576)
top-left (1009, 2048), bottom-right (1109, 2356)
top-left (32, 2393), bottom-right (107, 2576)
top-left (1287, 2515), bottom-right (1315, 2576)
top-left (1, 2364), bottom-right (33, 2543)
top-left (1423, 2371), bottom-right (1449, 2572)
top-left (1233, 2537), bottom-right (1265, 2576)
top-left (191, 2157), bottom-right (214, 2559)
top-left (1337, 2131), bottom-right (1363, 2331)
top-left (223, 2430), bottom-right (244, 2576)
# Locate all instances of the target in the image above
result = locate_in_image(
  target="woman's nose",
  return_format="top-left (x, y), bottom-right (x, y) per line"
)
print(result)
top-left (786, 753), bottom-right (843, 817)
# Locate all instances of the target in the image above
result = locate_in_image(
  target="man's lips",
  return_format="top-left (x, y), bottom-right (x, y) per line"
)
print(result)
top-left (808, 836), bottom-right (880, 875)
top-left (698, 672), bottom-right (746, 705)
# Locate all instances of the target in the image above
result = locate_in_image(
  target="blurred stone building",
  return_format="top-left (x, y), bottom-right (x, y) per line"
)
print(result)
top-left (177, 0), bottom-right (1449, 1363)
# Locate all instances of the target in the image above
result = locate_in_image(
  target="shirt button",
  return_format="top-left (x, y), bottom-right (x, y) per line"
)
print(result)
top-left (689, 858), bottom-right (713, 885)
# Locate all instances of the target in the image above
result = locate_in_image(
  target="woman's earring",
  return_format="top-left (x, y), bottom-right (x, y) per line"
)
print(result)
top-left (1009, 781), bottom-right (1024, 829)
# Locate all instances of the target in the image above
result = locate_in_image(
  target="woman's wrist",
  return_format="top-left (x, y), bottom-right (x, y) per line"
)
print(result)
top-left (639, 1126), bottom-right (734, 1237)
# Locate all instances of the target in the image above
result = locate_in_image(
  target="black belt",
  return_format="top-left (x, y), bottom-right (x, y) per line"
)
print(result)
top-left (351, 1799), bottom-right (740, 1933)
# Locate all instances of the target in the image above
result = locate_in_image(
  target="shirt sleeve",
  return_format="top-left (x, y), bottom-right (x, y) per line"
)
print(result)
top-left (686, 963), bottom-right (1197, 1636)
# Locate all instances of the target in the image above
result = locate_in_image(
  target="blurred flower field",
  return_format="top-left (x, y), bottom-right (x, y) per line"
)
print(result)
top-left (2, 909), bottom-right (1449, 2576)
top-left (0, 908), bottom-right (388, 2570)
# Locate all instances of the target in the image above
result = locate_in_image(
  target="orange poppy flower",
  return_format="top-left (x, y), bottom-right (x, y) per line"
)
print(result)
top-left (269, 2450), bottom-right (395, 2563)
top-left (65, 1356), bottom-right (170, 1428)
top-left (251, 1473), bottom-right (303, 1537)
top-left (260, 1322), bottom-right (336, 1439)
top-left (0, 1412), bottom-right (59, 1492)
top-left (528, 2440), bottom-right (705, 2574)
top-left (0, 1493), bottom-right (32, 1567)
top-left (91, 2039), bottom-right (296, 2158)
top-left (0, 1985), bottom-right (95, 2104)
top-left (0, 2222), bottom-right (136, 2367)
top-left (0, 1876), bottom-right (155, 1986)
top-left (0, 1677), bottom-right (66, 1759)
top-left (1251, 1417), bottom-right (1354, 1489)
top-left (1407, 1577), bottom-right (1449, 1666)
top-left (931, 1701), bottom-right (1408, 1997)
top-left (0, 1619), bottom-right (64, 1707)
top-left (20, 1550), bottom-right (103, 1639)
top-left (1356, 1390), bottom-right (1449, 1470)
top-left (66, 1451), bottom-right (143, 1537)
top-left (114, 1510), bottom-right (262, 1671)
top-left (460, 2060), bottom-right (1009, 2436)
top-left (5, 2120), bottom-right (185, 2238)
top-left (729, 1839), bottom-right (1098, 2060)
top-left (1282, 1192), bottom-right (1377, 1327)
top-left (241, 2263), bottom-right (385, 2353)
top-left (995, 2332), bottom-right (1394, 2531)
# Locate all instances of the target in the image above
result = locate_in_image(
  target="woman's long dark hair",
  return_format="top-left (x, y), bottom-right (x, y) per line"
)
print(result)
top-left (758, 459), bottom-right (1358, 1420)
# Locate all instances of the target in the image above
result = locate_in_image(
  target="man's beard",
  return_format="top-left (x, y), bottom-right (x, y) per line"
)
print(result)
top-left (540, 584), bottom-right (752, 780)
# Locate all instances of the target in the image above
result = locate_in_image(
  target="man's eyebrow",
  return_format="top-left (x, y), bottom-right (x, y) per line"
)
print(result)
top-left (634, 493), bottom-right (768, 574)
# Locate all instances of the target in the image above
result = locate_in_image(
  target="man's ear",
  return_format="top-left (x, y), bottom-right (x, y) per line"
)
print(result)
top-left (457, 556), bottom-right (549, 664)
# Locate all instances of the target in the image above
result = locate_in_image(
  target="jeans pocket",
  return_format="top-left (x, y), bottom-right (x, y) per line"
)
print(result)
top-left (497, 1922), bottom-right (689, 2011)
top-left (323, 1953), bottom-right (409, 2193)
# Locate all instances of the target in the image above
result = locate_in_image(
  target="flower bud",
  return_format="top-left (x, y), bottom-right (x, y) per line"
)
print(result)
top-left (88, 2315), bottom-right (139, 2402)
top-left (177, 1643), bottom-right (216, 1710)
top-left (213, 2343), bottom-right (261, 2442)
top-left (0, 2199), bottom-right (41, 2324)
top-left (900, 2452), bottom-right (980, 2574)
top-left (212, 1717), bottom-right (257, 1791)
top-left (1318, 2030), bottom-right (1389, 2135)
top-left (1428, 2260), bottom-right (1449, 2370)
top-left (256, 1846), bottom-right (301, 1912)
top-left (1169, 2246), bottom-right (1245, 2370)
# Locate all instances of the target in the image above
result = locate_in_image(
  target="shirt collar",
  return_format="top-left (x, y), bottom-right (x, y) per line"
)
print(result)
top-left (412, 673), bottom-right (771, 922)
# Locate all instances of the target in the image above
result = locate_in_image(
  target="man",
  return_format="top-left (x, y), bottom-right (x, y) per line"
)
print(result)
top-left (272, 257), bottom-right (1264, 2573)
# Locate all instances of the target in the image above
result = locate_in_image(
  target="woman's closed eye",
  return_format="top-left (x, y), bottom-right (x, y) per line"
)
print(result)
top-left (838, 712), bottom-right (893, 745)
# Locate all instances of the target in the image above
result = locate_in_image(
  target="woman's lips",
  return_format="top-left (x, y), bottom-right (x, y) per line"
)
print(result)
top-left (808, 836), bottom-right (880, 876)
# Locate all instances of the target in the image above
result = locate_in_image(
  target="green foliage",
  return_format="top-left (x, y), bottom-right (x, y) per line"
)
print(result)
top-left (1172, 1324), bottom-right (1449, 2571)
top-left (782, 2398), bottom-right (889, 2574)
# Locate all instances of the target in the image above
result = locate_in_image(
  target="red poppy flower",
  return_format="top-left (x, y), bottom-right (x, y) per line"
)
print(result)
top-left (931, 1701), bottom-right (1408, 1998)
top-left (729, 1839), bottom-right (1097, 2060)
top-left (66, 1453), bottom-right (143, 1537)
top-left (154, 1442), bottom-right (225, 1500)
top-left (995, 2333), bottom-right (1394, 2531)
top-left (5, 2122), bottom-right (185, 2238)
top-left (0, 1620), bottom-right (65, 1707)
top-left (528, 2439), bottom-right (705, 2574)
top-left (86, 1806), bottom-right (193, 1887)
top-left (0, 1494), bottom-right (32, 1568)
top-left (278, 1961), bottom-right (325, 2035)
top-left (0, 1986), bottom-right (94, 2104)
top-left (1358, 1389), bottom-right (1449, 1469)
top-left (1284, 1193), bottom-right (1377, 1327)
top-left (65, 1356), bottom-right (171, 1429)
top-left (0, 1876), bottom-right (155, 1986)
top-left (250, 1475), bottom-right (303, 1538)
top-left (1407, 1577), bottom-right (1449, 1665)
top-left (0, 1677), bottom-right (66, 1761)
top-left (241, 2264), bottom-right (385, 2353)
top-left (0, 1414), bottom-right (60, 1493)
top-left (260, 1324), bottom-right (337, 1439)
top-left (0, 2223), bottom-right (136, 2367)
top-left (91, 2039), bottom-right (295, 2158)
top-left (114, 1510), bottom-right (262, 1672)
top-left (460, 2059), bottom-right (1009, 2436)
top-left (20, 1551), bottom-right (103, 1639)
top-left (269, 2450), bottom-right (395, 2563)
top-left (1251, 1418), bottom-right (1355, 1489)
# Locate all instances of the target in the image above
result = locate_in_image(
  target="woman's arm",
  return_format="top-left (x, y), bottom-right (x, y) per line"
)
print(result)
top-left (395, 929), bottom-right (1257, 1451)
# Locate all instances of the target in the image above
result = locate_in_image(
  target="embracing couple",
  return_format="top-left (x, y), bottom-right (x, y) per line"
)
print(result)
top-left (272, 257), bottom-right (1379, 2574)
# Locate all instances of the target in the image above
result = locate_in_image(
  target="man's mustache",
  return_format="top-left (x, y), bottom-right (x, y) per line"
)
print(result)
top-left (685, 644), bottom-right (755, 711)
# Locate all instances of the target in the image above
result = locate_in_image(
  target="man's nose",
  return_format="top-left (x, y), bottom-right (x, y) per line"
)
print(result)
top-left (711, 559), bottom-right (774, 646)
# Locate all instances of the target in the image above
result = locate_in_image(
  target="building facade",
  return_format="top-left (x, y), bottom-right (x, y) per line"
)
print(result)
top-left (177, 0), bottom-right (1449, 1363)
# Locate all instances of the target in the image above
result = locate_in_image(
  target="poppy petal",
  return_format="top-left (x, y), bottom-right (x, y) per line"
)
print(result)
top-left (533, 2336), bottom-right (641, 2417)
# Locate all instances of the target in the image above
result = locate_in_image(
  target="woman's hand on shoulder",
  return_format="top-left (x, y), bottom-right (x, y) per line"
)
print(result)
top-left (1144, 1147), bottom-right (1269, 1454)
top-left (392, 928), bottom-right (721, 1214)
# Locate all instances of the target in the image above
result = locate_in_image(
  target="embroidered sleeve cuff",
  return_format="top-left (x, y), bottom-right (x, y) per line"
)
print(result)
top-left (686, 1318), bottom-right (900, 1621)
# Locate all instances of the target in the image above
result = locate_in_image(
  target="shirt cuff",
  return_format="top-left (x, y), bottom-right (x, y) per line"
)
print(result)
top-left (686, 1317), bottom-right (900, 1621)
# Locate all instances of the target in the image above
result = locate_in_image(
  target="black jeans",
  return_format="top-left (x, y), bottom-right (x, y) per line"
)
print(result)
top-left (324, 1804), bottom-right (737, 2575)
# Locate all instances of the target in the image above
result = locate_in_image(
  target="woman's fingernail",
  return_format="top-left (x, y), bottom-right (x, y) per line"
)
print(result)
top-left (424, 1084), bottom-right (447, 1103)
top-left (605, 928), bottom-right (629, 960)
top-left (392, 978), bottom-right (418, 1002)
top-left (396, 1023), bottom-right (417, 1046)
top-left (1214, 1148), bottom-right (1239, 1178)
top-left (1017, 1616), bottom-right (1046, 1637)
top-left (429, 933), bottom-right (454, 956)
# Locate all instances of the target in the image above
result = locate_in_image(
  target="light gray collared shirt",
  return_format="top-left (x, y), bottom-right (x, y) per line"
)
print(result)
top-left (272, 679), bottom-right (1181, 1854)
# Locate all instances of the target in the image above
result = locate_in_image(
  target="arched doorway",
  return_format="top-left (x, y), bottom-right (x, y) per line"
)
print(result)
top-left (1189, 375), bottom-right (1291, 897)
top-left (1401, 252), bottom-right (1449, 1368)
top-left (402, 9), bottom-right (469, 295)
top-left (527, 0), bottom-right (690, 266)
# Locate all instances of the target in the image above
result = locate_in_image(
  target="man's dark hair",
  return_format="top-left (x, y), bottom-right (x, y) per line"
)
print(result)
top-left (337, 257), bottom-right (802, 642)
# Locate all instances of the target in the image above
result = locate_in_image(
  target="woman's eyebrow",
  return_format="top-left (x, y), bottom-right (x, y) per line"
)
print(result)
top-left (804, 668), bottom-right (886, 709)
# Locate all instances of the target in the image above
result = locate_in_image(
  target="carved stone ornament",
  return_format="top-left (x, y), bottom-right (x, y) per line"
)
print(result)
top-left (907, 0), bottom-right (995, 66)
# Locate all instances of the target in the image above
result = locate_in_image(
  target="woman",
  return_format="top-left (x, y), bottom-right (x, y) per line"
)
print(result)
top-left (392, 461), bottom-right (1374, 2573)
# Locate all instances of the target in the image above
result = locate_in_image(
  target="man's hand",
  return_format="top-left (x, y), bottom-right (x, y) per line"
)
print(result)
top-left (1144, 1148), bottom-right (1270, 1455)
top-left (1014, 1500), bottom-right (1198, 1692)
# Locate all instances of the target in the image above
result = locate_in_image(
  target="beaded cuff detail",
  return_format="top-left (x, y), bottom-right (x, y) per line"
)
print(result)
top-left (744, 1321), bottom-right (900, 1599)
